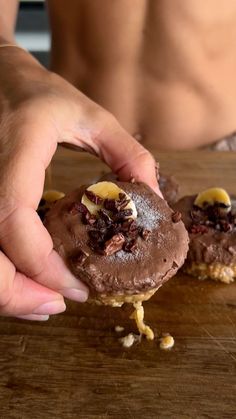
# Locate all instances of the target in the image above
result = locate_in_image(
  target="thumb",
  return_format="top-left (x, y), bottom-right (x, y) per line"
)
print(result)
top-left (92, 116), bottom-right (162, 196)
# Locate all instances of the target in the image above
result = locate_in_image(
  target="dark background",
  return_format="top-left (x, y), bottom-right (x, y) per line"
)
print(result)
top-left (16, 1), bottom-right (50, 67)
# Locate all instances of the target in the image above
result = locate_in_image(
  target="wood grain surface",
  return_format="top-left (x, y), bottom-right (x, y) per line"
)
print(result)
top-left (0, 148), bottom-right (236, 419)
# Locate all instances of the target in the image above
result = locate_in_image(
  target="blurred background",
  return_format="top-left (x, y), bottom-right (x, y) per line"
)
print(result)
top-left (16, 0), bottom-right (50, 67)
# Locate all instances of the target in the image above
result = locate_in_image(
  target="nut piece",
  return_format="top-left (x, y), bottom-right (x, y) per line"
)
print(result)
top-left (103, 233), bottom-right (125, 256)
top-left (194, 188), bottom-right (231, 212)
top-left (172, 211), bottom-right (182, 223)
top-left (81, 181), bottom-right (137, 219)
top-left (159, 334), bottom-right (175, 350)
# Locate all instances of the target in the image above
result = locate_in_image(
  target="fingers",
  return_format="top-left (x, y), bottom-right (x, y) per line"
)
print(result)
top-left (0, 207), bottom-right (89, 302)
top-left (0, 122), bottom-right (89, 303)
top-left (16, 314), bottom-right (50, 321)
top-left (0, 250), bottom-right (66, 317)
top-left (92, 115), bottom-right (162, 196)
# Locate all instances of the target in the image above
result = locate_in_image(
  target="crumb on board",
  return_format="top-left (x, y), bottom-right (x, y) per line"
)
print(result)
top-left (120, 333), bottom-right (140, 348)
top-left (115, 325), bottom-right (125, 333)
top-left (159, 334), bottom-right (175, 350)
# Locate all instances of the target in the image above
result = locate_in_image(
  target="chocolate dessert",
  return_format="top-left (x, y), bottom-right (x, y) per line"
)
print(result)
top-left (174, 188), bottom-right (236, 283)
top-left (45, 180), bottom-right (188, 338)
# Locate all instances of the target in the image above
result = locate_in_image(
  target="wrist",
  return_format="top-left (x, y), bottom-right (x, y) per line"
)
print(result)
top-left (0, 43), bottom-right (46, 77)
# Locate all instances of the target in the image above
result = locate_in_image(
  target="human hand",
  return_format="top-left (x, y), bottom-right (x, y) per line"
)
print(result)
top-left (0, 47), bottom-right (160, 320)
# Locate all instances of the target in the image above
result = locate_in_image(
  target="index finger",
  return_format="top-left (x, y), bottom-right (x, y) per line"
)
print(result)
top-left (92, 117), bottom-right (161, 195)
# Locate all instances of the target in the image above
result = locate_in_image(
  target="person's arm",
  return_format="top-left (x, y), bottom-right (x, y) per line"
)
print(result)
top-left (0, 0), bottom-right (18, 43)
top-left (0, 2), bottom-right (160, 321)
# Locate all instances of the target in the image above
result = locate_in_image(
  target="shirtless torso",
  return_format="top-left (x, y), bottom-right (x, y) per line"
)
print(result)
top-left (48, 0), bottom-right (236, 150)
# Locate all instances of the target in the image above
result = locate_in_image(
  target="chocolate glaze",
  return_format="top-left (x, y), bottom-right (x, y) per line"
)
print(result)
top-left (45, 182), bottom-right (188, 297)
top-left (99, 172), bottom-right (179, 206)
top-left (174, 195), bottom-right (236, 265)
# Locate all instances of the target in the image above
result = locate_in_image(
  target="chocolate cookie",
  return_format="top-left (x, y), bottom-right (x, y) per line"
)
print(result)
top-left (45, 181), bottom-right (188, 304)
top-left (174, 188), bottom-right (236, 283)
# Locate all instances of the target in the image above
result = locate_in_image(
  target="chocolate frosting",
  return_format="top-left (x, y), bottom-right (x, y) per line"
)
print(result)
top-left (99, 172), bottom-right (179, 205)
top-left (174, 195), bottom-right (236, 265)
top-left (45, 182), bottom-right (188, 297)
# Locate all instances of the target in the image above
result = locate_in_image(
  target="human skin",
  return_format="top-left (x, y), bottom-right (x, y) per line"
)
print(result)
top-left (0, 2), bottom-right (159, 320)
top-left (48, 0), bottom-right (236, 150)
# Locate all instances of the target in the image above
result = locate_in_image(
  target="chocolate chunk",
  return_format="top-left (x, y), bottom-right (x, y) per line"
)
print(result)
top-left (172, 211), bottom-right (182, 223)
top-left (219, 220), bottom-right (232, 232)
top-left (123, 239), bottom-right (138, 253)
top-left (69, 202), bottom-right (88, 215)
top-left (140, 228), bottom-right (151, 241)
top-left (104, 198), bottom-right (117, 213)
top-left (104, 195), bottom-right (130, 213)
top-left (118, 193), bottom-right (126, 200)
top-left (83, 212), bottom-right (97, 226)
top-left (103, 233), bottom-right (125, 256)
top-left (84, 190), bottom-right (103, 205)
top-left (122, 220), bottom-right (138, 239)
top-left (88, 229), bottom-right (105, 242)
top-left (113, 208), bottom-right (133, 221)
top-left (120, 218), bottom-right (134, 233)
top-left (98, 208), bottom-right (113, 225)
top-left (107, 222), bottom-right (120, 236)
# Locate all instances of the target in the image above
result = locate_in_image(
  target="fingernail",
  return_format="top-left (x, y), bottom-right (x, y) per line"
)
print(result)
top-left (16, 314), bottom-right (50, 322)
top-left (61, 288), bottom-right (88, 302)
top-left (33, 300), bottom-right (66, 315)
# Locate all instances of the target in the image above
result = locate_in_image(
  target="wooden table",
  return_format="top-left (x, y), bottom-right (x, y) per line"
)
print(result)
top-left (0, 149), bottom-right (236, 419)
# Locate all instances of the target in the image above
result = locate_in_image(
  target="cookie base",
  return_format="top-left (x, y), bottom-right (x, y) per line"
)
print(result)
top-left (88, 287), bottom-right (158, 307)
top-left (184, 262), bottom-right (235, 284)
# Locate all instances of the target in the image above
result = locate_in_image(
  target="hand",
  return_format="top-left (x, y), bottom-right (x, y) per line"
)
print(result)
top-left (0, 47), bottom-right (160, 320)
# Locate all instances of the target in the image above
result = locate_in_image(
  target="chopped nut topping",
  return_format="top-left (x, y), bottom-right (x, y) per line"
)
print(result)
top-left (172, 211), bottom-right (182, 223)
top-left (83, 212), bottom-right (97, 226)
top-left (72, 186), bottom-right (153, 256)
top-left (189, 200), bottom-right (236, 234)
top-left (190, 224), bottom-right (209, 234)
top-left (123, 239), bottom-right (138, 253)
top-left (103, 233), bottom-right (125, 256)
top-left (113, 208), bottom-right (133, 221)
top-left (104, 193), bottom-right (130, 213)
top-left (69, 202), bottom-right (88, 215)
top-left (84, 190), bottom-right (104, 205)
top-left (140, 228), bottom-right (151, 241)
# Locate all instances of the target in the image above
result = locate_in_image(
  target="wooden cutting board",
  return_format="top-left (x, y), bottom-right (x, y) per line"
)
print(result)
top-left (0, 148), bottom-right (236, 419)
